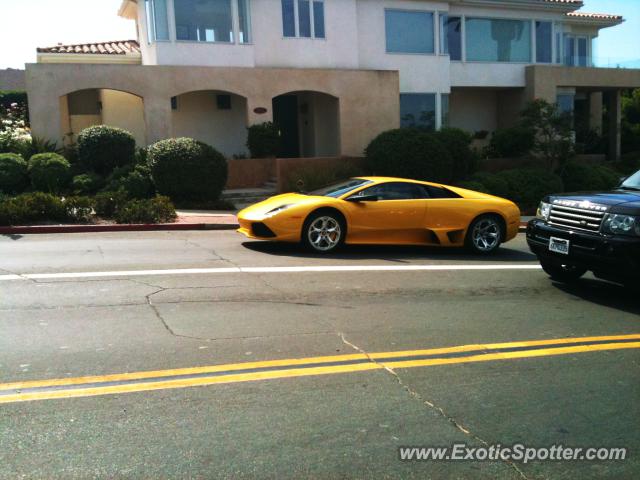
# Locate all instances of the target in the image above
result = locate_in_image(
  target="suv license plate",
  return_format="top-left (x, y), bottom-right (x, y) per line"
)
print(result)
top-left (549, 237), bottom-right (570, 255)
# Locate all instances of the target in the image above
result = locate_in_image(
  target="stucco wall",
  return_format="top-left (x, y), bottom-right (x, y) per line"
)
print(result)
top-left (449, 88), bottom-right (497, 134)
top-left (100, 90), bottom-right (146, 146)
top-left (172, 91), bottom-right (249, 157)
top-left (26, 63), bottom-right (399, 156)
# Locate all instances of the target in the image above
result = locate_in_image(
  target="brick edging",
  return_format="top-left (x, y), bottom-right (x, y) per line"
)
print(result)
top-left (0, 223), bottom-right (240, 235)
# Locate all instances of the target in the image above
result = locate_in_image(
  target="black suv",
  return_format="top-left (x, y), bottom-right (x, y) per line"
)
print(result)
top-left (527, 169), bottom-right (640, 286)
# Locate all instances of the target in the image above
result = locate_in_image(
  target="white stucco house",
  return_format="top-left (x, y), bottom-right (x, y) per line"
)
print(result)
top-left (26, 0), bottom-right (640, 161)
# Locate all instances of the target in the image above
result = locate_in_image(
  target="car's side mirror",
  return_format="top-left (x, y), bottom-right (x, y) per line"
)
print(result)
top-left (346, 194), bottom-right (379, 203)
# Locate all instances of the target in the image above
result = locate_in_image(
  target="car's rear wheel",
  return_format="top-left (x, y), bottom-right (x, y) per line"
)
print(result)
top-left (540, 259), bottom-right (587, 283)
top-left (465, 215), bottom-right (503, 254)
top-left (302, 212), bottom-right (345, 253)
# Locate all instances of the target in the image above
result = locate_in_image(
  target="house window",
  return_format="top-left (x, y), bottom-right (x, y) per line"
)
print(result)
top-left (561, 34), bottom-right (591, 67)
top-left (440, 15), bottom-right (461, 61)
top-left (145, 0), bottom-right (170, 42)
top-left (281, 0), bottom-right (325, 38)
top-left (386, 10), bottom-right (434, 54)
top-left (400, 93), bottom-right (436, 130)
top-left (217, 95), bottom-right (232, 110)
top-left (175, 0), bottom-right (233, 43)
top-left (563, 35), bottom-right (575, 66)
top-left (237, 0), bottom-right (251, 43)
top-left (441, 94), bottom-right (450, 128)
top-left (577, 37), bottom-right (588, 66)
top-left (465, 18), bottom-right (531, 62)
top-left (536, 21), bottom-right (552, 63)
top-left (557, 94), bottom-right (574, 114)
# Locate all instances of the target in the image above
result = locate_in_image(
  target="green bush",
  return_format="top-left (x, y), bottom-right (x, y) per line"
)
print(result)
top-left (0, 90), bottom-right (27, 109)
top-left (148, 138), bottom-right (228, 202)
top-left (432, 128), bottom-right (477, 181)
top-left (284, 162), bottom-right (364, 192)
top-left (489, 127), bottom-right (535, 158)
top-left (561, 161), bottom-right (621, 192)
top-left (470, 168), bottom-right (563, 211)
top-left (28, 153), bottom-right (72, 193)
top-left (0, 192), bottom-right (67, 226)
top-left (71, 173), bottom-right (104, 195)
top-left (455, 181), bottom-right (489, 194)
top-left (63, 196), bottom-right (95, 223)
top-left (469, 172), bottom-right (511, 199)
top-left (115, 196), bottom-right (177, 224)
top-left (77, 125), bottom-right (136, 174)
top-left (365, 129), bottom-right (453, 183)
top-left (94, 190), bottom-right (128, 218)
top-left (106, 163), bottom-right (155, 199)
top-left (0, 153), bottom-right (28, 194)
top-left (246, 122), bottom-right (280, 158)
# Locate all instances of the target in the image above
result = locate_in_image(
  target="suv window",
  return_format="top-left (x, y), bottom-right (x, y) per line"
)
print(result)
top-left (355, 182), bottom-right (425, 200)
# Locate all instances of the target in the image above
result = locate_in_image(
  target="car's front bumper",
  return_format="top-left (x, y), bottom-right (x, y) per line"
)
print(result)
top-left (237, 216), bottom-right (302, 242)
top-left (526, 219), bottom-right (640, 283)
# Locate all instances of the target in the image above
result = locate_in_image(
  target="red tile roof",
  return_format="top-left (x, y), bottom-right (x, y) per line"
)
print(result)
top-left (37, 40), bottom-right (140, 56)
top-left (566, 11), bottom-right (623, 21)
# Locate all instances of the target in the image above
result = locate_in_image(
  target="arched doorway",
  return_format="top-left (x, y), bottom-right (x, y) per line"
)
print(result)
top-left (171, 90), bottom-right (248, 158)
top-left (272, 91), bottom-right (340, 158)
top-left (60, 89), bottom-right (145, 146)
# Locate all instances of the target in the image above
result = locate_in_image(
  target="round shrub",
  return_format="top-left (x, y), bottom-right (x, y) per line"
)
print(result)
top-left (28, 153), bottom-right (71, 193)
top-left (246, 122), bottom-right (280, 158)
top-left (561, 161), bottom-right (621, 192)
top-left (489, 127), bottom-right (535, 158)
top-left (0, 153), bottom-right (28, 194)
top-left (77, 125), bottom-right (136, 174)
top-left (107, 164), bottom-right (155, 199)
top-left (365, 129), bottom-right (453, 183)
top-left (433, 128), bottom-right (477, 181)
top-left (115, 196), bottom-right (177, 224)
top-left (148, 138), bottom-right (228, 202)
top-left (71, 173), bottom-right (104, 195)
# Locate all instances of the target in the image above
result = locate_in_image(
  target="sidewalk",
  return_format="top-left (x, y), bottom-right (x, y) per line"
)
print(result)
top-left (0, 213), bottom-right (532, 235)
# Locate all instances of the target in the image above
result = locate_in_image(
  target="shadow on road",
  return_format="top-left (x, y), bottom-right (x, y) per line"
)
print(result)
top-left (553, 279), bottom-right (640, 315)
top-left (242, 241), bottom-right (538, 263)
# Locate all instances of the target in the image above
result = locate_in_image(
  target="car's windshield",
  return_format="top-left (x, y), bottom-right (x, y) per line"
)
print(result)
top-left (308, 178), bottom-right (373, 198)
top-left (620, 170), bottom-right (640, 190)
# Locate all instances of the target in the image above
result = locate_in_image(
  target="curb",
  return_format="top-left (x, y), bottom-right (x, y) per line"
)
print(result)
top-left (0, 223), bottom-right (240, 235)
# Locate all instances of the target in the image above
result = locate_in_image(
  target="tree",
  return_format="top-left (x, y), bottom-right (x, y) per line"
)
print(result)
top-left (520, 99), bottom-right (574, 172)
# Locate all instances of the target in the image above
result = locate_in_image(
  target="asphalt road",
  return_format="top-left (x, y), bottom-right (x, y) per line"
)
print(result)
top-left (1, 231), bottom-right (639, 479)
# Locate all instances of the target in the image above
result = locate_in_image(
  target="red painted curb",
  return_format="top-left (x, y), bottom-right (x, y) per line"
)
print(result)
top-left (0, 223), bottom-right (240, 235)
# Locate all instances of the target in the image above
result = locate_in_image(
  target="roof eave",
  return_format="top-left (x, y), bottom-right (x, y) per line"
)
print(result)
top-left (449, 0), bottom-right (583, 13)
top-left (565, 15), bottom-right (624, 27)
top-left (118, 0), bottom-right (137, 20)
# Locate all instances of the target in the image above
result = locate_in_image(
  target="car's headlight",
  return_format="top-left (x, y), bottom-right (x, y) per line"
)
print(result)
top-left (264, 204), bottom-right (294, 218)
top-left (536, 202), bottom-right (551, 221)
top-left (602, 214), bottom-right (640, 236)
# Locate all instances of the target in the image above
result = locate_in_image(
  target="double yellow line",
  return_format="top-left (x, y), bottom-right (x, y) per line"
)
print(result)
top-left (2, 334), bottom-right (639, 404)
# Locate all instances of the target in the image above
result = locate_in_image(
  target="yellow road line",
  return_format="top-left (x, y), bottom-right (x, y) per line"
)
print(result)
top-left (1, 334), bottom-right (639, 404)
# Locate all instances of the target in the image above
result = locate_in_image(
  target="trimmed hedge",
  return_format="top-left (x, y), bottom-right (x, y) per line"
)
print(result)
top-left (489, 127), bottom-right (535, 158)
top-left (106, 163), bottom-right (155, 199)
top-left (115, 196), bottom-right (177, 224)
top-left (94, 190), bottom-right (128, 218)
top-left (0, 193), bottom-right (95, 226)
top-left (148, 138), bottom-right (228, 202)
top-left (0, 153), bottom-right (28, 194)
top-left (470, 168), bottom-right (563, 211)
top-left (28, 153), bottom-right (72, 193)
top-left (433, 128), bottom-right (477, 181)
top-left (365, 129), bottom-right (453, 183)
top-left (77, 125), bottom-right (136, 174)
top-left (561, 161), bottom-right (621, 192)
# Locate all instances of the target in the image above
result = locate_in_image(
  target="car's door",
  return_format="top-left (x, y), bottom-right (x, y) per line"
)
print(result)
top-left (343, 182), bottom-right (428, 244)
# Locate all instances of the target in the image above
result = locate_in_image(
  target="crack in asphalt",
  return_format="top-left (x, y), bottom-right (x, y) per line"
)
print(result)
top-left (337, 332), bottom-right (529, 480)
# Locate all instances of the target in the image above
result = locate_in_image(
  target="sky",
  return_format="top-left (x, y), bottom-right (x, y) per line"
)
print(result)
top-left (0, 0), bottom-right (638, 69)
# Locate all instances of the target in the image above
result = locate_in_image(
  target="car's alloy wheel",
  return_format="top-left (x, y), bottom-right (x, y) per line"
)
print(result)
top-left (304, 214), bottom-right (344, 253)
top-left (466, 216), bottom-right (503, 254)
top-left (540, 259), bottom-right (587, 283)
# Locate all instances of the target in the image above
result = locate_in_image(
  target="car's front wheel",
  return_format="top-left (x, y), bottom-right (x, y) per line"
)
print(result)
top-left (465, 215), bottom-right (503, 254)
top-left (302, 212), bottom-right (346, 253)
top-left (540, 259), bottom-right (587, 283)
